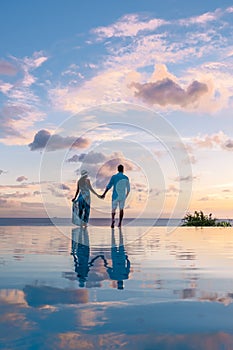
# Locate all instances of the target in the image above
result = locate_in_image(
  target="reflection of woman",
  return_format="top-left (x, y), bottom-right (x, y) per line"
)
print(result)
top-left (71, 227), bottom-right (108, 288)
top-left (71, 227), bottom-right (90, 287)
top-left (72, 170), bottom-right (100, 226)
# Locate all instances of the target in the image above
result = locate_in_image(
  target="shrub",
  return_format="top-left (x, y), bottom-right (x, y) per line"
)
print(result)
top-left (182, 210), bottom-right (231, 227)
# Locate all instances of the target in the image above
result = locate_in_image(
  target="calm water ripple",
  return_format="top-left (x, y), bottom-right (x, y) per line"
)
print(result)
top-left (1, 225), bottom-right (233, 349)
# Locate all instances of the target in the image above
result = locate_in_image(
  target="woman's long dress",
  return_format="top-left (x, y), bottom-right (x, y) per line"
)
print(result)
top-left (72, 178), bottom-right (91, 226)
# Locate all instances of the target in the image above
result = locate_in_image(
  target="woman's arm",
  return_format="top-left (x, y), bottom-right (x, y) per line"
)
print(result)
top-left (86, 179), bottom-right (100, 197)
top-left (72, 182), bottom-right (79, 201)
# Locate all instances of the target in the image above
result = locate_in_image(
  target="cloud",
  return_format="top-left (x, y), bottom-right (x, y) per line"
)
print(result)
top-left (192, 132), bottom-right (233, 151)
top-left (1, 192), bottom-right (31, 199)
top-left (0, 169), bottom-right (7, 175)
top-left (131, 78), bottom-right (208, 108)
top-left (23, 285), bottom-right (88, 307)
top-left (92, 14), bottom-right (167, 39)
top-left (28, 129), bottom-right (50, 150)
top-left (95, 156), bottom-right (136, 189)
top-left (0, 60), bottom-right (18, 75)
top-left (66, 154), bottom-right (80, 162)
top-left (59, 183), bottom-right (70, 190)
top-left (224, 139), bottom-right (233, 150)
top-left (174, 175), bottom-right (197, 182)
top-left (47, 183), bottom-right (71, 198)
top-left (0, 52), bottom-right (48, 145)
top-left (167, 184), bottom-right (180, 193)
top-left (0, 199), bottom-right (8, 207)
top-left (33, 191), bottom-right (41, 195)
top-left (198, 196), bottom-right (209, 201)
top-left (16, 176), bottom-right (28, 182)
top-left (28, 129), bottom-right (90, 151)
top-left (67, 151), bottom-right (108, 164)
top-left (49, 68), bottom-right (136, 114)
top-left (178, 8), bottom-right (221, 26)
top-left (74, 152), bottom-right (137, 189)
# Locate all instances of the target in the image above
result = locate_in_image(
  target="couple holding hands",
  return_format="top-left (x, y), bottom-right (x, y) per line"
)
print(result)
top-left (72, 164), bottom-right (130, 228)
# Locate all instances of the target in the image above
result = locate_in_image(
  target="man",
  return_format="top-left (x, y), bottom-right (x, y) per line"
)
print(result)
top-left (101, 164), bottom-right (130, 228)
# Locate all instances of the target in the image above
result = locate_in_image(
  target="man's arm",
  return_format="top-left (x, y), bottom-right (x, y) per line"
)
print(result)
top-left (101, 176), bottom-right (113, 199)
top-left (100, 187), bottom-right (109, 199)
top-left (126, 179), bottom-right (130, 198)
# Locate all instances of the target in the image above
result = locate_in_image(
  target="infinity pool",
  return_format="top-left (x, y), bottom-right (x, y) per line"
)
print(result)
top-left (1, 225), bottom-right (233, 349)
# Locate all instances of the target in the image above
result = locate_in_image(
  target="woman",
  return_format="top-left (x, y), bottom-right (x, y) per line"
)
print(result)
top-left (72, 170), bottom-right (100, 226)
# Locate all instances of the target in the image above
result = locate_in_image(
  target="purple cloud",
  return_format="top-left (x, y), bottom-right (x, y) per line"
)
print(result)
top-left (28, 129), bottom-right (50, 150)
top-left (0, 60), bottom-right (18, 76)
top-left (29, 129), bottom-right (90, 151)
top-left (0, 104), bottom-right (29, 138)
top-left (47, 183), bottom-right (71, 197)
top-left (131, 78), bottom-right (208, 107)
top-left (174, 175), bottom-right (197, 182)
top-left (59, 183), bottom-right (70, 190)
top-left (66, 154), bottom-right (80, 163)
top-left (67, 151), bottom-right (107, 163)
top-left (224, 139), bottom-right (233, 150)
top-left (16, 176), bottom-right (28, 182)
top-left (33, 191), bottom-right (41, 196)
top-left (0, 199), bottom-right (8, 207)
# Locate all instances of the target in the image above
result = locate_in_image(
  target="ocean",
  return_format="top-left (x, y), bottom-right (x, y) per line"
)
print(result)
top-left (0, 223), bottom-right (233, 349)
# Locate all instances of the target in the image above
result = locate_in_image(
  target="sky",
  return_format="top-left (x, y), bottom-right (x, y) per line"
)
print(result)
top-left (0, 0), bottom-right (233, 219)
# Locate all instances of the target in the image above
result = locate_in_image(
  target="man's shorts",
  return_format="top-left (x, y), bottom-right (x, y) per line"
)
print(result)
top-left (112, 198), bottom-right (126, 210)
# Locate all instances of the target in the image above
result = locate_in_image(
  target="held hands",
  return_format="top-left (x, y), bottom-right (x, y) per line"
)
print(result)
top-left (96, 193), bottom-right (105, 199)
top-left (97, 193), bottom-right (105, 199)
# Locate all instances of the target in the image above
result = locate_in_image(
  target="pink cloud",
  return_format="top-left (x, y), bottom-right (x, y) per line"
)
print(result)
top-left (193, 132), bottom-right (226, 149)
top-left (93, 14), bottom-right (167, 39)
top-left (178, 8), bottom-right (221, 26)
top-left (0, 60), bottom-right (18, 75)
top-left (131, 78), bottom-right (208, 107)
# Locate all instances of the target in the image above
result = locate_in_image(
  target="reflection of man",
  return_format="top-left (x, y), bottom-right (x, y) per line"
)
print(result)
top-left (105, 228), bottom-right (130, 290)
top-left (101, 164), bottom-right (130, 228)
top-left (71, 227), bottom-right (90, 288)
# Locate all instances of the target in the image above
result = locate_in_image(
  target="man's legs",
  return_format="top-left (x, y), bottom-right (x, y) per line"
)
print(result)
top-left (118, 209), bottom-right (124, 227)
top-left (111, 200), bottom-right (118, 228)
top-left (118, 199), bottom-right (125, 227)
top-left (111, 210), bottom-right (116, 228)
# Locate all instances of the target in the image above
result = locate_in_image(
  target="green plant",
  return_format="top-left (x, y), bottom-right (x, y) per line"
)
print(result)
top-left (182, 210), bottom-right (231, 227)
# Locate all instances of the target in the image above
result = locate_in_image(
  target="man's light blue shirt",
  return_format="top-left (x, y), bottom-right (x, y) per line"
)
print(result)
top-left (106, 172), bottom-right (130, 200)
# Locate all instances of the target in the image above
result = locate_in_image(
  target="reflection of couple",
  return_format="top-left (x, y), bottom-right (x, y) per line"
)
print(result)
top-left (71, 227), bottom-right (130, 289)
top-left (72, 164), bottom-right (130, 228)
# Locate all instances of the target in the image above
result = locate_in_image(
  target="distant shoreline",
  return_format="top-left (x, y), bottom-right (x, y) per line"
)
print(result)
top-left (0, 217), bottom-right (231, 227)
top-left (0, 217), bottom-right (181, 226)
